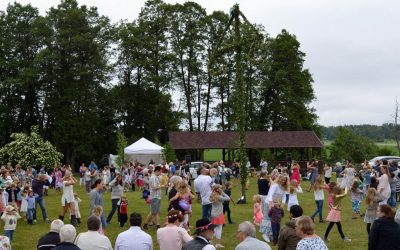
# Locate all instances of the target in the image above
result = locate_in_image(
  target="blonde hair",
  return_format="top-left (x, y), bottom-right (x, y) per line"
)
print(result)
top-left (289, 179), bottom-right (298, 194)
top-left (296, 216), bottom-right (315, 235)
top-left (365, 187), bottom-right (378, 206)
top-left (92, 205), bottom-right (103, 217)
top-left (209, 184), bottom-right (223, 203)
top-left (314, 176), bottom-right (323, 190)
top-left (253, 194), bottom-right (261, 203)
top-left (176, 180), bottom-right (190, 195)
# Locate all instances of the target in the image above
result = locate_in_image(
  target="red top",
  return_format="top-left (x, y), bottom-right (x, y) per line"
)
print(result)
top-left (120, 201), bottom-right (128, 214)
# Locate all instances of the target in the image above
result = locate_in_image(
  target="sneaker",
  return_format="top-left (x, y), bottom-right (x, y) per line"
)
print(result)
top-left (215, 244), bottom-right (224, 248)
top-left (319, 220), bottom-right (325, 223)
top-left (262, 234), bottom-right (270, 243)
top-left (343, 237), bottom-right (351, 242)
top-left (323, 237), bottom-right (330, 242)
top-left (33, 220), bottom-right (37, 225)
top-left (45, 218), bottom-right (51, 223)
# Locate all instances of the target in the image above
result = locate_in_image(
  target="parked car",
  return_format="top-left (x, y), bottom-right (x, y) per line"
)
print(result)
top-left (189, 161), bottom-right (203, 179)
top-left (368, 156), bottom-right (400, 167)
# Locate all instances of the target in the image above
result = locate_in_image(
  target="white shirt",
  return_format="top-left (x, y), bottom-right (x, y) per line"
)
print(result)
top-left (115, 226), bottom-right (153, 250)
top-left (75, 230), bottom-right (112, 250)
top-left (314, 189), bottom-right (324, 201)
top-left (194, 175), bottom-right (213, 205)
top-left (196, 236), bottom-right (216, 250)
top-left (324, 167), bottom-right (332, 178)
top-left (266, 183), bottom-right (286, 203)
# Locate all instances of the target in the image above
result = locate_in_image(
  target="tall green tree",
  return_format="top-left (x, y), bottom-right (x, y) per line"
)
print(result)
top-left (42, 0), bottom-right (115, 165)
top-left (259, 29), bottom-right (318, 132)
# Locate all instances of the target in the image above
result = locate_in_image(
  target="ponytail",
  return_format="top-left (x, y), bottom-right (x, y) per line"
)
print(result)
top-left (91, 179), bottom-right (102, 190)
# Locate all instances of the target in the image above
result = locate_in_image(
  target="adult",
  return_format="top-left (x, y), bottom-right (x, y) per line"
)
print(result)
top-left (340, 160), bottom-right (355, 189)
top-left (236, 221), bottom-right (271, 250)
top-left (258, 171), bottom-right (270, 200)
top-left (260, 175), bottom-right (288, 242)
top-left (260, 160), bottom-right (269, 172)
top-left (115, 213), bottom-right (152, 250)
top-left (323, 163), bottom-right (332, 184)
top-left (89, 179), bottom-right (107, 231)
top-left (368, 204), bottom-right (400, 250)
top-left (32, 174), bottom-right (51, 223)
top-left (52, 224), bottom-right (80, 250)
top-left (182, 218), bottom-right (216, 250)
top-left (167, 175), bottom-right (183, 212)
top-left (377, 163), bottom-right (391, 204)
top-left (373, 160), bottom-right (382, 176)
top-left (194, 166), bottom-right (214, 220)
top-left (59, 171), bottom-right (77, 226)
top-left (179, 160), bottom-right (191, 184)
top-left (306, 160), bottom-right (319, 192)
top-left (161, 160), bottom-right (169, 194)
top-left (157, 210), bottom-right (192, 250)
top-left (218, 161), bottom-right (226, 185)
top-left (106, 173), bottom-right (123, 224)
top-left (143, 166), bottom-right (164, 230)
top-left (333, 162), bottom-right (343, 186)
top-left (75, 215), bottom-right (112, 250)
top-left (289, 162), bottom-right (300, 186)
top-left (78, 163), bottom-right (85, 186)
top-left (37, 219), bottom-right (64, 250)
top-left (88, 160), bottom-right (98, 172)
top-left (277, 205), bottom-right (303, 250)
top-left (295, 216), bottom-right (328, 250)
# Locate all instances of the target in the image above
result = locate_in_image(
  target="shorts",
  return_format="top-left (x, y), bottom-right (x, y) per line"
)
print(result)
top-left (150, 198), bottom-right (161, 214)
top-left (352, 200), bottom-right (361, 212)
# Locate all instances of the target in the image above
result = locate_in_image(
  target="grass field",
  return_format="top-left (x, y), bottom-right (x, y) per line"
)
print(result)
top-left (5, 174), bottom-right (372, 250)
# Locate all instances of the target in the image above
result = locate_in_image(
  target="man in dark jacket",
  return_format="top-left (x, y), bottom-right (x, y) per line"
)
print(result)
top-left (182, 219), bottom-right (216, 250)
top-left (32, 174), bottom-right (51, 223)
top-left (37, 219), bottom-right (64, 250)
top-left (277, 205), bottom-right (303, 250)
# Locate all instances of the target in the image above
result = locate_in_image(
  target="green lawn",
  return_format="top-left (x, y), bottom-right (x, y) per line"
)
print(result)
top-left (6, 175), bottom-right (370, 249)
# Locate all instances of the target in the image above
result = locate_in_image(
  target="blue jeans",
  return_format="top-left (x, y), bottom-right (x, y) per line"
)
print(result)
top-left (389, 191), bottom-right (397, 208)
top-left (28, 208), bottom-right (35, 221)
top-left (311, 200), bottom-right (324, 221)
top-left (202, 204), bottom-right (212, 220)
top-left (33, 196), bottom-right (48, 220)
top-left (271, 223), bottom-right (280, 241)
top-left (4, 230), bottom-right (14, 242)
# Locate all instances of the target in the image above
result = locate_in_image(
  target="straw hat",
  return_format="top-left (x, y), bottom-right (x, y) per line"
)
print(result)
top-left (6, 205), bottom-right (15, 213)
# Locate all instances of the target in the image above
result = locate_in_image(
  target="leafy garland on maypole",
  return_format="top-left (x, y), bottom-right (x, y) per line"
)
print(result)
top-left (209, 4), bottom-right (260, 203)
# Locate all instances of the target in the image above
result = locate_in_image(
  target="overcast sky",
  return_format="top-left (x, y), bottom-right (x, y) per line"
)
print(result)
top-left (1, 0), bottom-right (399, 126)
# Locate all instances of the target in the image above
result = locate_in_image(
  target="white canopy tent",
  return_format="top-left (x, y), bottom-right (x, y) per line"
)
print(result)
top-left (124, 137), bottom-right (164, 165)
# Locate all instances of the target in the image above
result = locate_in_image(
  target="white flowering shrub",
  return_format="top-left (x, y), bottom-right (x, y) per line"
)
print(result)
top-left (0, 126), bottom-right (63, 171)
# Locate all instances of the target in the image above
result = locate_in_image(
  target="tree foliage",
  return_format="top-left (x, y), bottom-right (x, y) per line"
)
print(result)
top-left (0, 126), bottom-right (63, 170)
top-left (329, 127), bottom-right (378, 163)
top-left (116, 132), bottom-right (128, 167)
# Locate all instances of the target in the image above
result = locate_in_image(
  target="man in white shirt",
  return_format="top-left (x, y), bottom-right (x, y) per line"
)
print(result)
top-left (143, 166), bottom-right (164, 230)
top-left (236, 221), bottom-right (271, 250)
top-left (115, 213), bottom-right (153, 250)
top-left (75, 215), bottom-right (112, 250)
top-left (194, 166), bottom-right (213, 220)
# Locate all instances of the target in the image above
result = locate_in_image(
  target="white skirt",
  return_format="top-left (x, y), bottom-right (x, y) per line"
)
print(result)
top-left (20, 199), bottom-right (28, 213)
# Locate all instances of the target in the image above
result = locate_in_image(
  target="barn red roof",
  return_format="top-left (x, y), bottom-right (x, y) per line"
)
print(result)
top-left (168, 131), bottom-right (323, 149)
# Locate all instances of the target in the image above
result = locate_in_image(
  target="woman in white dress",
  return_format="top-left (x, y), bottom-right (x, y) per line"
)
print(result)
top-left (377, 165), bottom-right (391, 204)
top-left (340, 162), bottom-right (355, 189)
top-left (58, 171), bottom-right (77, 226)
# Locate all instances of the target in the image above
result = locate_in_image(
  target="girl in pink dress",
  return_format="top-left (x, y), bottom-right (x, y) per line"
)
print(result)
top-left (253, 195), bottom-right (263, 226)
top-left (290, 162), bottom-right (301, 186)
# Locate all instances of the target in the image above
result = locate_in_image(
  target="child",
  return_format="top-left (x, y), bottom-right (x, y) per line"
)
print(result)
top-left (19, 190), bottom-right (28, 220)
top-left (290, 162), bottom-right (301, 186)
top-left (223, 181), bottom-right (235, 224)
top-left (311, 177), bottom-right (325, 223)
top-left (1, 205), bottom-right (21, 242)
top-left (55, 167), bottom-right (63, 194)
top-left (169, 180), bottom-right (195, 229)
top-left (267, 198), bottom-right (284, 246)
top-left (124, 171), bottom-right (131, 192)
top-left (0, 188), bottom-right (6, 215)
top-left (210, 184), bottom-right (230, 248)
top-left (326, 182), bottom-right (336, 212)
top-left (324, 186), bottom-right (351, 242)
top-left (351, 180), bottom-right (364, 219)
top-left (253, 195), bottom-right (263, 226)
top-left (364, 187), bottom-right (382, 234)
top-left (118, 195), bottom-right (128, 227)
top-left (73, 193), bottom-right (82, 224)
top-left (287, 179), bottom-right (303, 211)
top-left (362, 162), bottom-right (372, 193)
top-left (92, 205), bottom-right (105, 234)
top-left (84, 167), bottom-right (91, 193)
top-left (5, 184), bottom-right (20, 207)
top-left (26, 190), bottom-right (38, 224)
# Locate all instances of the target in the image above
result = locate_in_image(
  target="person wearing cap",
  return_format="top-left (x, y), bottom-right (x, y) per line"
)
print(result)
top-left (37, 219), bottom-right (64, 250)
top-left (52, 224), bottom-right (80, 250)
top-left (235, 221), bottom-right (271, 250)
top-left (1, 205), bottom-right (21, 242)
top-left (182, 218), bottom-right (217, 250)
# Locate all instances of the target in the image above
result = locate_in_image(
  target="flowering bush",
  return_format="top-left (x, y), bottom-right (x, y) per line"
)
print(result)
top-left (0, 126), bottom-right (63, 171)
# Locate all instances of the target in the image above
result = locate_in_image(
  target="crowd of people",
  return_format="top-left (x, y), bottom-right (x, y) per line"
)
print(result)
top-left (0, 157), bottom-right (399, 249)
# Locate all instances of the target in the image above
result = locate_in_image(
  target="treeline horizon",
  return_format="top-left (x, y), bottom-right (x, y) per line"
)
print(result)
top-left (321, 123), bottom-right (397, 142)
